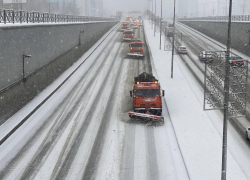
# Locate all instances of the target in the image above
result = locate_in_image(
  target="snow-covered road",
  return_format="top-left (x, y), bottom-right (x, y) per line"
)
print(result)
top-left (0, 23), bottom-right (188, 179)
top-left (144, 20), bottom-right (250, 179)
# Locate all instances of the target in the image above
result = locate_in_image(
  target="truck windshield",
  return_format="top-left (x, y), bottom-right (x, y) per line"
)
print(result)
top-left (135, 89), bottom-right (160, 97)
top-left (131, 44), bottom-right (142, 47)
top-left (124, 32), bottom-right (133, 34)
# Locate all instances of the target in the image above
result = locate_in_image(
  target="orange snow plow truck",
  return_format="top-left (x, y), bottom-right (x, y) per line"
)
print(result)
top-left (123, 29), bottom-right (134, 41)
top-left (128, 72), bottom-right (164, 122)
top-left (128, 39), bottom-right (144, 58)
top-left (121, 22), bottom-right (129, 31)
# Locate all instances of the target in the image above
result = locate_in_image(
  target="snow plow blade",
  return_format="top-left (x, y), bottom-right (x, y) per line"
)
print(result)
top-left (127, 53), bottom-right (144, 57)
top-left (128, 112), bottom-right (164, 122)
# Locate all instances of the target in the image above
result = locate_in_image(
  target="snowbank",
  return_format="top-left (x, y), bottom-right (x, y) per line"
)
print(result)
top-left (144, 20), bottom-right (247, 180)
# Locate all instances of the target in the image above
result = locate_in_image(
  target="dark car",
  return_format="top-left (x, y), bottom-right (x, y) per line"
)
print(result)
top-left (229, 56), bottom-right (244, 67)
top-left (198, 51), bottom-right (214, 62)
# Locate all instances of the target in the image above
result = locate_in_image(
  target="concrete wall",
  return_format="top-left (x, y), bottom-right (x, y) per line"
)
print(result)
top-left (178, 20), bottom-right (250, 57)
top-left (0, 21), bottom-right (118, 123)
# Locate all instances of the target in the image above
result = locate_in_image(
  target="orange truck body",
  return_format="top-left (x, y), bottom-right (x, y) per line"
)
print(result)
top-left (121, 22), bottom-right (129, 31)
top-left (123, 29), bottom-right (134, 41)
top-left (130, 72), bottom-right (163, 115)
top-left (128, 39), bottom-right (144, 57)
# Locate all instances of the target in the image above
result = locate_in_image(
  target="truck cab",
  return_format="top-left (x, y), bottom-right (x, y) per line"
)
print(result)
top-left (130, 72), bottom-right (164, 116)
top-left (121, 22), bottom-right (129, 31)
top-left (123, 29), bottom-right (134, 41)
top-left (127, 39), bottom-right (144, 58)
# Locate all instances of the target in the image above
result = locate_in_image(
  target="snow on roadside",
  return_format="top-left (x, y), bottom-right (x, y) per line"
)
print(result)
top-left (144, 20), bottom-right (247, 180)
top-left (0, 23), bottom-right (119, 140)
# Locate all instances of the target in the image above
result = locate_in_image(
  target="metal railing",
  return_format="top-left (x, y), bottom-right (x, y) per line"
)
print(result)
top-left (0, 9), bottom-right (117, 24)
top-left (178, 15), bottom-right (250, 22)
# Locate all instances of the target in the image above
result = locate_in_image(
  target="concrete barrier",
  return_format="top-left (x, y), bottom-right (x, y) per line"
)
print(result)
top-left (0, 21), bottom-right (119, 123)
top-left (178, 20), bottom-right (250, 57)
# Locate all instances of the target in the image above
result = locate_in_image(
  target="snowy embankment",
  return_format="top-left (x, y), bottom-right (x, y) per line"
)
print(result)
top-left (0, 23), bottom-right (119, 142)
top-left (144, 20), bottom-right (247, 180)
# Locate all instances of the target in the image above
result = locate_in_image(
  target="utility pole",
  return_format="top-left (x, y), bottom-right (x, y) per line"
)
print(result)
top-left (202, 4), bottom-right (206, 17)
top-left (151, 0), bottom-right (153, 29)
top-left (49, 2), bottom-right (51, 14)
top-left (221, 0), bottom-right (232, 179)
top-left (196, 0), bottom-right (199, 17)
top-left (160, 0), bottom-right (162, 49)
top-left (154, 0), bottom-right (156, 37)
top-left (171, 0), bottom-right (176, 78)
top-left (212, 2), bottom-right (216, 16)
top-left (243, 0), bottom-right (246, 15)
top-left (225, 0), bottom-right (228, 16)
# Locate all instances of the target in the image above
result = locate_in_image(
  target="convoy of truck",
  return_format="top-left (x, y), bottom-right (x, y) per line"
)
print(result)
top-left (121, 15), bottom-right (165, 124)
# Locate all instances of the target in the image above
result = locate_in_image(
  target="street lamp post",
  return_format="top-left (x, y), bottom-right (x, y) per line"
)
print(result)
top-left (154, 0), bottom-right (156, 37)
top-left (221, 0), bottom-right (232, 179)
top-left (160, 0), bottom-right (162, 49)
top-left (243, 0), bottom-right (246, 15)
top-left (171, 0), bottom-right (176, 78)
top-left (151, 0), bottom-right (153, 29)
top-left (79, 31), bottom-right (84, 46)
top-left (211, 2), bottom-right (216, 16)
top-left (23, 55), bottom-right (31, 82)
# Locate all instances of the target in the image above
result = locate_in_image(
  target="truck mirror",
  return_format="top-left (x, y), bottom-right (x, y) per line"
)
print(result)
top-left (130, 90), bottom-right (132, 97)
top-left (162, 90), bottom-right (165, 97)
top-left (129, 44), bottom-right (131, 47)
top-left (143, 44), bottom-right (145, 47)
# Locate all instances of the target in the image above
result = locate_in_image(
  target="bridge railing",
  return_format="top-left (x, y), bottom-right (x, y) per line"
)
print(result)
top-left (0, 9), bottom-right (117, 24)
top-left (178, 15), bottom-right (250, 22)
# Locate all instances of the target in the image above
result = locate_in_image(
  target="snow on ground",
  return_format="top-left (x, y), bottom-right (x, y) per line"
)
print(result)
top-left (144, 20), bottom-right (248, 180)
top-left (176, 22), bottom-right (250, 61)
top-left (0, 23), bottom-right (119, 141)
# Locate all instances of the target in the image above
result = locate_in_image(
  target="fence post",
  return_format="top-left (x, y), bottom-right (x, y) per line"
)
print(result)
top-left (32, 12), bottom-right (34, 23)
top-left (42, 13), bottom-right (44, 23)
top-left (4, 9), bottom-right (6, 24)
top-left (12, 10), bottom-right (14, 24)
top-left (55, 14), bottom-right (56, 23)
top-left (27, 11), bottom-right (28, 23)
top-left (20, 10), bottom-right (22, 23)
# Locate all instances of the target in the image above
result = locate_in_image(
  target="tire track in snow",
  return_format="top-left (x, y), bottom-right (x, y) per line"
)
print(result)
top-left (0, 28), bottom-right (121, 180)
top-left (81, 41), bottom-right (126, 180)
top-left (52, 42), bottom-right (124, 180)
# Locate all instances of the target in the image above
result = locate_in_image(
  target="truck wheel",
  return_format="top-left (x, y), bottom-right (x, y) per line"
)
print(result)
top-left (246, 132), bottom-right (249, 141)
top-left (156, 110), bottom-right (162, 116)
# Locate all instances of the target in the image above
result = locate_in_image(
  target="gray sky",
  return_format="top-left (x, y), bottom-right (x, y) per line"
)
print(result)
top-left (103, 0), bottom-right (174, 18)
top-left (102, 0), bottom-right (250, 18)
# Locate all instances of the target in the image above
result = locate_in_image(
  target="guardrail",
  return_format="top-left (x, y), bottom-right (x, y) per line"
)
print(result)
top-left (178, 15), bottom-right (250, 22)
top-left (0, 9), bottom-right (117, 24)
